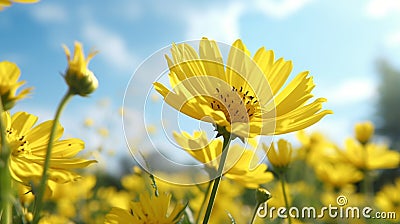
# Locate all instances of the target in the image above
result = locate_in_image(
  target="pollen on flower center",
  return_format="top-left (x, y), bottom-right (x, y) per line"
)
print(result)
top-left (210, 86), bottom-right (258, 123)
top-left (6, 128), bottom-right (31, 156)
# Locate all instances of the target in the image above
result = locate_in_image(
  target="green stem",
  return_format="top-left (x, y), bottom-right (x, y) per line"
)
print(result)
top-left (250, 203), bottom-right (262, 224)
top-left (361, 142), bottom-right (373, 204)
top-left (0, 99), bottom-right (12, 224)
top-left (196, 180), bottom-right (213, 224)
top-left (279, 173), bottom-right (291, 224)
top-left (32, 90), bottom-right (73, 223)
top-left (202, 132), bottom-right (231, 224)
top-left (362, 169), bottom-right (372, 204)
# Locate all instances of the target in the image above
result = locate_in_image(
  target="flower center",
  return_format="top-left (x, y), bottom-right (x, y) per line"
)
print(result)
top-left (6, 128), bottom-right (31, 156)
top-left (211, 86), bottom-right (258, 123)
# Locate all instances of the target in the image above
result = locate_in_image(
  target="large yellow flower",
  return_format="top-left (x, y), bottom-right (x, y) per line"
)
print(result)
top-left (154, 38), bottom-right (331, 138)
top-left (1, 111), bottom-right (96, 189)
top-left (0, 61), bottom-right (32, 110)
top-left (173, 131), bottom-right (274, 188)
top-left (0, 0), bottom-right (38, 11)
top-left (104, 192), bottom-right (186, 224)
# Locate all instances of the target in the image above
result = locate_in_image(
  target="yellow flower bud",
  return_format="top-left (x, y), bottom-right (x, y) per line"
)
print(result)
top-left (354, 121), bottom-right (374, 144)
top-left (256, 187), bottom-right (272, 204)
top-left (62, 41), bottom-right (98, 96)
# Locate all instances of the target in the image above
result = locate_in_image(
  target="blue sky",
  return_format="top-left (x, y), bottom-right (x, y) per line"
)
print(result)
top-left (1, 0), bottom-right (400, 172)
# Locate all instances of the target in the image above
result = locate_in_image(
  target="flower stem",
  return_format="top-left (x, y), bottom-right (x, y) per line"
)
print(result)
top-left (32, 90), bottom-right (73, 223)
top-left (279, 172), bottom-right (291, 224)
top-left (362, 169), bottom-right (373, 204)
top-left (361, 142), bottom-right (373, 204)
top-left (202, 131), bottom-right (231, 224)
top-left (250, 203), bottom-right (262, 224)
top-left (0, 98), bottom-right (12, 224)
top-left (196, 180), bottom-right (212, 224)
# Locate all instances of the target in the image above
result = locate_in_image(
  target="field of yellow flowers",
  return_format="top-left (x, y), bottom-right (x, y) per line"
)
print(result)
top-left (1, 1), bottom-right (399, 224)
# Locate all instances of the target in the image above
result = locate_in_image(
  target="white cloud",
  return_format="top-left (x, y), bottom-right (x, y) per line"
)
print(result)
top-left (183, 0), bottom-right (313, 43)
top-left (113, 1), bottom-right (143, 21)
top-left (184, 2), bottom-right (245, 44)
top-left (325, 78), bottom-right (376, 106)
top-left (307, 117), bottom-right (353, 146)
top-left (385, 31), bottom-right (400, 47)
top-left (83, 23), bottom-right (138, 72)
top-left (31, 3), bottom-right (67, 23)
top-left (254, 0), bottom-right (313, 19)
top-left (365, 0), bottom-right (400, 18)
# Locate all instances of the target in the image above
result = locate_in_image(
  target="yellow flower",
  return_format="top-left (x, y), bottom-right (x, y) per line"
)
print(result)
top-left (22, 207), bottom-right (33, 222)
top-left (97, 127), bottom-right (109, 137)
top-left (97, 187), bottom-right (131, 210)
top-left (84, 118), bottom-right (94, 127)
top-left (1, 111), bottom-right (96, 189)
top-left (296, 129), bottom-right (327, 149)
top-left (315, 162), bottom-right (363, 188)
top-left (50, 175), bottom-right (96, 218)
top-left (264, 139), bottom-right (293, 169)
top-left (354, 121), bottom-right (374, 144)
top-left (173, 131), bottom-right (274, 188)
top-left (375, 178), bottom-right (400, 222)
top-left (38, 215), bottom-right (73, 224)
top-left (121, 166), bottom-right (148, 194)
top-left (104, 192), bottom-right (186, 224)
top-left (154, 38), bottom-right (331, 138)
top-left (63, 41), bottom-right (98, 96)
top-left (0, 61), bottom-right (32, 110)
top-left (338, 138), bottom-right (400, 170)
top-left (0, 0), bottom-right (38, 11)
top-left (295, 130), bottom-right (339, 166)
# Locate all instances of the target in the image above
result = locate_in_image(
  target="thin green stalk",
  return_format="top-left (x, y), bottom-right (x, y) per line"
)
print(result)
top-left (361, 142), bottom-right (373, 204)
top-left (202, 132), bottom-right (231, 224)
top-left (0, 99), bottom-right (12, 224)
top-left (250, 202), bottom-right (262, 224)
top-left (362, 169), bottom-right (372, 204)
top-left (279, 173), bottom-right (291, 224)
top-left (32, 90), bottom-right (73, 223)
top-left (196, 180), bottom-right (213, 224)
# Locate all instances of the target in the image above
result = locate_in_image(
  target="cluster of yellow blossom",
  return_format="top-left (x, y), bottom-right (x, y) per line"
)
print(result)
top-left (0, 40), bottom-right (98, 223)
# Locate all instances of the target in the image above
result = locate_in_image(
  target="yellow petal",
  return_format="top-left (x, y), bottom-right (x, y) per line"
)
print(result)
top-left (11, 112), bottom-right (38, 136)
top-left (26, 120), bottom-right (64, 148)
top-left (105, 207), bottom-right (136, 224)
